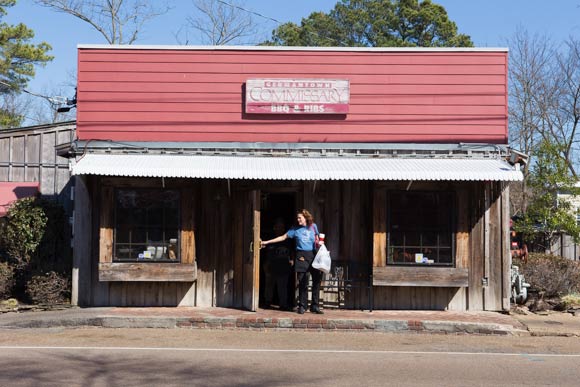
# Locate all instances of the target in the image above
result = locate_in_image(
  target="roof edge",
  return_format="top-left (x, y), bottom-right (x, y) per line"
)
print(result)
top-left (77, 44), bottom-right (508, 53)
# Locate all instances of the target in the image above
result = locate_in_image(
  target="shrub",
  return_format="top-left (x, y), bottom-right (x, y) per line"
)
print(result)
top-left (32, 200), bottom-right (71, 275)
top-left (520, 253), bottom-right (580, 297)
top-left (0, 262), bottom-right (14, 300)
top-left (25, 271), bottom-right (70, 305)
top-left (0, 197), bottom-right (47, 269)
top-left (0, 197), bottom-right (71, 304)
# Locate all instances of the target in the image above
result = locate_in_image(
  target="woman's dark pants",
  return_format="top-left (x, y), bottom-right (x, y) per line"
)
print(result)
top-left (297, 266), bottom-right (322, 310)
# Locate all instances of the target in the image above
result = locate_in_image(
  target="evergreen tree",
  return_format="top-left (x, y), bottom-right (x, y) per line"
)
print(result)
top-left (0, 0), bottom-right (53, 128)
top-left (514, 140), bottom-right (580, 252)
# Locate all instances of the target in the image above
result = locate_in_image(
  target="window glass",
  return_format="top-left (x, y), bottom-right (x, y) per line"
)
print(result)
top-left (387, 191), bottom-right (454, 266)
top-left (114, 189), bottom-right (180, 262)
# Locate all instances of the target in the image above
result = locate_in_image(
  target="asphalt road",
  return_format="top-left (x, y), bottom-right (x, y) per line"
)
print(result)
top-left (1, 328), bottom-right (579, 386)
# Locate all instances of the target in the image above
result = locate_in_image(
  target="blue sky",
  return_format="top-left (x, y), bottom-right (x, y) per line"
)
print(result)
top-left (6, 0), bottom-right (580, 113)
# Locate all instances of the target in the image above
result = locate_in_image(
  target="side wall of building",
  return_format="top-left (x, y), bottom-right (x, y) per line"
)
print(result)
top-left (0, 122), bottom-right (75, 210)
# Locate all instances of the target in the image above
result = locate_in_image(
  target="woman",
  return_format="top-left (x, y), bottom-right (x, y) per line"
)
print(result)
top-left (261, 209), bottom-right (323, 314)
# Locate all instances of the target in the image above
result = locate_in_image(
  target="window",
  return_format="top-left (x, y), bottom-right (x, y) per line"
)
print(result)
top-left (387, 191), bottom-right (454, 266)
top-left (113, 189), bottom-right (180, 262)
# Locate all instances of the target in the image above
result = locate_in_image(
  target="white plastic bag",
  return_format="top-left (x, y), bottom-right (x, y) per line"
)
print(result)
top-left (312, 244), bottom-right (331, 273)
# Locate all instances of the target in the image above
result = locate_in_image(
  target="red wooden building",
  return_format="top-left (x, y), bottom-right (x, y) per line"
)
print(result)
top-left (69, 45), bottom-right (522, 311)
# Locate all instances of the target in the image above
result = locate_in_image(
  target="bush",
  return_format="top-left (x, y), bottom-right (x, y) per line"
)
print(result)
top-left (0, 197), bottom-right (47, 269)
top-left (519, 253), bottom-right (580, 297)
top-left (25, 271), bottom-right (70, 305)
top-left (0, 262), bottom-right (14, 300)
top-left (560, 293), bottom-right (580, 309)
top-left (0, 197), bottom-right (72, 304)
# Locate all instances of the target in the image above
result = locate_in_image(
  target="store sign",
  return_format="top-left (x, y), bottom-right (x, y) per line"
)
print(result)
top-left (245, 78), bottom-right (350, 114)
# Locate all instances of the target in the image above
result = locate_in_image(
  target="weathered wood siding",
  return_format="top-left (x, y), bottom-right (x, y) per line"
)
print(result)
top-left (79, 176), bottom-right (509, 310)
top-left (0, 122), bottom-right (75, 206)
top-left (77, 48), bottom-right (508, 143)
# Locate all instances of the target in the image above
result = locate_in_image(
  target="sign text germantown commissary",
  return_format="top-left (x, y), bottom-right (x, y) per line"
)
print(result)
top-left (245, 79), bottom-right (350, 114)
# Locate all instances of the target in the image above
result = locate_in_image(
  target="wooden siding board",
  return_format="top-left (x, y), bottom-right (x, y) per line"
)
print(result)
top-left (99, 186), bottom-right (114, 264)
top-left (80, 91), bottom-right (506, 106)
top-left (80, 51), bottom-right (508, 65)
top-left (80, 82), bottom-right (506, 94)
top-left (487, 182), bottom-right (504, 311)
top-left (72, 176), bottom-right (92, 306)
top-left (373, 267), bottom-right (469, 287)
top-left (501, 183), bottom-right (511, 311)
top-left (81, 72), bottom-right (508, 85)
top-left (456, 188), bottom-right (470, 269)
top-left (77, 130), bottom-right (506, 144)
top-left (81, 102), bottom-right (507, 116)
top-left (79, 61), bottom-right (506, 75)
top-left (79, 114), bottom-right (506, 128)
top-left (99, 262), bottom-right (197, 282)
top-left (373, 185), bottom-right (387, 267)
top-left (469, 182), bottom-right (485, 310)
top-left (181, 188), bottom-right (195, 265)
top-left (77, 49), bottom-right (507, 143)
top-left (90, 177), bottom-right (110, 306)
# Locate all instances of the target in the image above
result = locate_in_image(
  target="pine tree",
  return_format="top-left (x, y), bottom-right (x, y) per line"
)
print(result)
top-left (0, 0), bottom-right (53, 128)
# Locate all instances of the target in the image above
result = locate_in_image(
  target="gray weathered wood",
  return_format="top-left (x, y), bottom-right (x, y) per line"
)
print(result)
top-left (72, 176), bottom-right (92, 306)
top-left (99, 262), bottom-right (198, 282)
top-left (373, 266), bottom-right (469, 287)
top-left (501, 183), bottom-right (511, 311)
top-left (0, 122), bottom-right (75, 202)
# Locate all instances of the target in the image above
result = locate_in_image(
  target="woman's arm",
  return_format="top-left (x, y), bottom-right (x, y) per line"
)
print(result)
top-left (260, 233), bottom-right (288, 248)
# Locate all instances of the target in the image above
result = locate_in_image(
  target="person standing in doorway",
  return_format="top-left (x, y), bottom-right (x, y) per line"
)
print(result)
top-left (263, 218), bottom-right (293, 311)
top-left (261, 209), bottom-right (323, 314)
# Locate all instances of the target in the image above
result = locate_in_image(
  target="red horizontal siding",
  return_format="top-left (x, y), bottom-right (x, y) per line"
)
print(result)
top-left (82, 102), bottom-right (506, 115)
top-left (80, 51), bottom-right (507, 65)
top-left (80, 62), bottom-right (505, 75)
top-left (80, 72), bottom-right (507, 85)
top-left (77, 48), bottom-right (508, 143)
top-left (80, 91), bottom-right (506, 106)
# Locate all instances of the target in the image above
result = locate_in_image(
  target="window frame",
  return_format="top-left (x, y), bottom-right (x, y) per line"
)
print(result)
top-left (112, 188), bottom-right (181, 263)
top-left (97, 180), bottom-right (197, 282)
top-left (386, 190), bottom-right (456, 267)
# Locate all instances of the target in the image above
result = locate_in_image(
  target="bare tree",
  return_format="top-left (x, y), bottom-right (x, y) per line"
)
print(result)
top-left (507, 28), bottom-right (555, 214)
top-left (0, 93), bottom-right (29, 128)
top-left (551, 37), bottom-right (580, 177)
top-left (508, 30), bottom-right (580, 216)
top-left (179, 0), bottom-right (261, 45)
top-left (27, 86), bottom-right (76, 125)
top-left (34, 0), bottom-right (169, 44)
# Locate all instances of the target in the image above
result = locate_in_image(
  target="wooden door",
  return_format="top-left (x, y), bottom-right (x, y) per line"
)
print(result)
top-left (242, 190), bottom-right (261, 311)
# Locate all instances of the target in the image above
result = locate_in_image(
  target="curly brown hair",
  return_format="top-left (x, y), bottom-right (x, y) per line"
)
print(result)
top-left (298, 209), bottom-right (314, 226)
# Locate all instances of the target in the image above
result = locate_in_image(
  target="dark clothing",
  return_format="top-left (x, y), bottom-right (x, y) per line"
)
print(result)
top-left (294, 249), bottom-right (314, 273)
top-left (293, 249), bottom-right (322, 310)
top-left (264, 240), bottom-right (293, 309)
top-left (297, 266), bottom-right (323, 311)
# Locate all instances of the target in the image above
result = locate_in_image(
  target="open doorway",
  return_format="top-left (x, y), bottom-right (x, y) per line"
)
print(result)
top-left (260, 192), bottom-right (297, 310)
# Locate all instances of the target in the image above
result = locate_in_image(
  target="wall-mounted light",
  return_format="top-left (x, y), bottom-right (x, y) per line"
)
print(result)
top-left (57, 88), bottom-right (77, 113)
top-left (508, 149), bottom-right (529, 166)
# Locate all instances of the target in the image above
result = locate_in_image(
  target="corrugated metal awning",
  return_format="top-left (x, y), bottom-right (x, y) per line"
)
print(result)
top-left (71, 154), bottom-right (523, 181)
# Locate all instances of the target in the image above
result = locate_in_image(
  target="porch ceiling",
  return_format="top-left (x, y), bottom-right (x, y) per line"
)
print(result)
top-left (71, 153), bottom-right (523, 181)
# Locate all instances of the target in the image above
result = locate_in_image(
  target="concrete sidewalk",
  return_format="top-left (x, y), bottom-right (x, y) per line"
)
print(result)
top-left (3, 306), bottom-right (571, 336)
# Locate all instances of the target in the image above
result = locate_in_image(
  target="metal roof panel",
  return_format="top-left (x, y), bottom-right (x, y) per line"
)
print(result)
top-left (72, 154), bottom-right (523, 182)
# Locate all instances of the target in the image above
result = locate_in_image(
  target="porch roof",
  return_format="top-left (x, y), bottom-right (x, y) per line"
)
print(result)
top-left (71, 153), bottom-right (523, 182)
